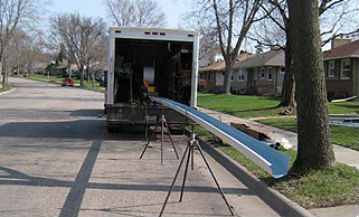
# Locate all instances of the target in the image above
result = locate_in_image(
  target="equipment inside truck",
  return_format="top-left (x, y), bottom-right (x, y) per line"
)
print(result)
top-left (114, 38), bottom-right (193, 105)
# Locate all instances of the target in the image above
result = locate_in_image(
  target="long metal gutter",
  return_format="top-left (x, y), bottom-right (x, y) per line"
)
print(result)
top-left (150, 96), bottom-right (290, 178)
top-left (329, 115), bottom-right (359, 128)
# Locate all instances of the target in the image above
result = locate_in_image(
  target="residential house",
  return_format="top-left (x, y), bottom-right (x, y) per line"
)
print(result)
top-left (51, 60), bottom-right (68, 76)
top-left (236, 49), bottom-right (285, 95)
top-left (323, 39), bottom-right (359, 99)
top-left (31, 62), bottom-right (47, 74)
top-left (199, 53), bottom-right (253, 93)
top-left (51, 60), bottom-right (80, 78)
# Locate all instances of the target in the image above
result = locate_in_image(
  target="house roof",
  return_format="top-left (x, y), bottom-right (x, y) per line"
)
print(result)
top-left (236, 49), bottom-right (284, 69)
top-left (199, 53), bottom-right (253, 73)
top-left (323, 40), bottom-right (359, 60)
top-left (54, 60), bottom-right (80, 71)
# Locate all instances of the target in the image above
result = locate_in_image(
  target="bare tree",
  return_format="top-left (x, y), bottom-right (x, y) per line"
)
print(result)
top-left (3, 29), bottom-right (28, 78)
top-left (288, 0), bottom-right (335, 170)
top-left (251, 0), bottom-right (358, 109)
top-left (105, 0), bottom-right (166, 27)
top-left (319, 0), bottom-right (359, 45)
top-left (4, 28), bottom-right (46, 79)
top-left (187, 0), bottom-right (264, 94)
top-left (0, 0), bottom-right (39, 86)
top-left (87, 34), bottom-right (108, 88)
top-left (50, 14), bottom-right (107, 87)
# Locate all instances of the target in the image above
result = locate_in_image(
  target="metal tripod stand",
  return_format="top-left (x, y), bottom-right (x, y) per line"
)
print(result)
top-left (158, 132), bottom-right (235, 217)
top-left (140, 114), bottom-right (179, 164)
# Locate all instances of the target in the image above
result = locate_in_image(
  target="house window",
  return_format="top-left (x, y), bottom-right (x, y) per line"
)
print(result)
top-left (328, 61), bottom-right (335, 78)
top-left (254, 68), bottom-right (260, 80)
top-left (207, 72), bottom-right (211, 81)
top-left (261, 67), bottom-right (266, 79)
top-left (216, 72), bottom-right (224, 85)
top-left (267, 67), bottom-right (273, 81)
top-left (341, 59), bottom-right (351, 80)
top-left (280, 67), bottom-right (285, 74)
top-left (238, 70), bottom-right (246, 81)
top-left (261, 68), bottom-right (266, 79)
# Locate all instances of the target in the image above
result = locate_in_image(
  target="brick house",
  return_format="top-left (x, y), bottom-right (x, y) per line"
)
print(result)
top-left (199, 53), bottom-right (252, 92)
top-left (323, 39), bottom-right (359, 99)
top-left (235, 49), bottom-right (285, 95)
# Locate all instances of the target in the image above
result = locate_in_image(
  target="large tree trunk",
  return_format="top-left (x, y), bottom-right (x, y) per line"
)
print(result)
top-left (223, 56), bottom-right (234, 94)
top-left (1, 61), bottom-right (8, 86)
top-left (80, 69), bottom-right (84, 87)
top-left (3, 60), bottom-right (8, 86)
top-left (91, 70), bottom-right (95, 89)
top-left (0, 61), bottom-right (2, 84)
top-left (289, 0), bottom-right (335, 170)
top-left (280, 33), bottom-right (295, 108)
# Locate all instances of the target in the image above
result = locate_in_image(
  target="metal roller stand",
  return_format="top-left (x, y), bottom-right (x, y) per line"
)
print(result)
top-left (158, 131), bottom-right (235, 217)
top-left (139, 114), bottom-right (179, 164)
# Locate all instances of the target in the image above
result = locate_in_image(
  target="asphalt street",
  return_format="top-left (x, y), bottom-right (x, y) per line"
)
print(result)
top-left (0, 77), bottom-right (280, 217)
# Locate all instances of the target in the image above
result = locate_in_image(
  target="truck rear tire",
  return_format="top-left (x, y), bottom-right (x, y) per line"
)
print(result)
top-left (107, 126), bottom-right (115, 133)
top-left (107, 125), bottom-right (124, 133)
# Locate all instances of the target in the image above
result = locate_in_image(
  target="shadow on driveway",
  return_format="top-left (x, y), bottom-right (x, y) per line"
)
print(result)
top-left (0, 119), bottom-right (142, 141)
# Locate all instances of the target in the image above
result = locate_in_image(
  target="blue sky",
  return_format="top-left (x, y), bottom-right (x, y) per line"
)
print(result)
top-left (47, 0), bottom-right (191, 28)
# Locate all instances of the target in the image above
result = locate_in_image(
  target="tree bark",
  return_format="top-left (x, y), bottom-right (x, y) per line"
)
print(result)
top-left (223, 56), bottom-right (235, 94)
top-left (0, 61), bottom-right (2, 84)
top-left (280, 33), bottom-right (295, 108)
top-left (91, 70), bottom-right (95, 89)
top-left (288, 0), bottom-right (335, 170)
top-left (86, 68), bottom-right (90, 81)
top-left (80, 68), bottom-right (84, 87)
top-left (1, 61), bottom-right (8, 86)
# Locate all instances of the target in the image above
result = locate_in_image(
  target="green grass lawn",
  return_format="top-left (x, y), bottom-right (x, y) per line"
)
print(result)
top-left (28, 74), bottom-right (105, 93)
top-left (198, 93), bottom-right (283, 118)
top-left (197, 93), bottom-right (359, 118)
top-left (258, 118), bottom-right (359, 151)
top-left (0, 83), bottom-right (11, 93)
top-left (194, 126), bottom-right (359, 209)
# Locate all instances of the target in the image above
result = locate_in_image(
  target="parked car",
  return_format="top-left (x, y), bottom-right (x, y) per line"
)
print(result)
top-left (61, 78), bottom-right (75, 86)
top-left (70, 70), bottom-right (81, 79)
top-left (95, 71), bottom-right (105, 82)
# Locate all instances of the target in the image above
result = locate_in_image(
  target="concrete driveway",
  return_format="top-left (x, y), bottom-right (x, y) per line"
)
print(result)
top-left (0, 77), bottom-right (280, 217)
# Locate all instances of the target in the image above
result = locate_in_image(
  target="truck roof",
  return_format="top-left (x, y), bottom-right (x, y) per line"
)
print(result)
top-left (109, 27), bottom-right (199, 42)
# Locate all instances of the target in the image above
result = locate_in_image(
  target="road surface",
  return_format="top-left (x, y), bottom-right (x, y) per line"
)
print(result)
top-left (0, 77), bottom-right (280, 217)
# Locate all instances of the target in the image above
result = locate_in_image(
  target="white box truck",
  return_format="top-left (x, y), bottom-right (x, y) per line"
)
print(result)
top-left (105, 27), bottom-right (199, 132)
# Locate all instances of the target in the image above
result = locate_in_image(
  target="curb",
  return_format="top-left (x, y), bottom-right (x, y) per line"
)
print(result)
top-left (197, 137), bottom-right (315, 217)
top-left (0, 86), bottom-right (14, 96)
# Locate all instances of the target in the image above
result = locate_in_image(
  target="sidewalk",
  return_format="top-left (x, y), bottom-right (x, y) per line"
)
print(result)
top-left (198, 107), bottom-right (359, 169)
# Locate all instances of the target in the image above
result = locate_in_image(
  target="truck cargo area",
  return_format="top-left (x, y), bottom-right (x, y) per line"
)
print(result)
top-left (106, 34), bottom-right (197, 131)
top-left (113, 38), bottom-right (193, 105)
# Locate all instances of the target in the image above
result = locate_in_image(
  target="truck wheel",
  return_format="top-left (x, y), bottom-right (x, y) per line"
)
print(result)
top-left (116, 125), bottom-right (124, 133)
top-left (107, 126), bottom-right (115, 133)
top-left (107, 125), bottom-right (124, 133)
